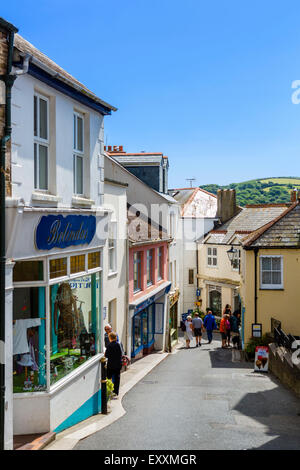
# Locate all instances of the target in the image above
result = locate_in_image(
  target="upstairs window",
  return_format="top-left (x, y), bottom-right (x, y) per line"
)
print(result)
top-left (73, 112), bottom-right (84, 195)
top-left (207, 247), bottom-right (217, 267)
top-left (260, 256), bottom-right (283, 289)
top-left (34, 93), bottom-right (49, 190)
top-left (146, 249), bottom-right (153, 286)
top-left (108, 222), bottom-right (117, 273)
top-left (157, 247), bottom-right (163, 281)
top-left (133, 252), bottom-right (142, 293)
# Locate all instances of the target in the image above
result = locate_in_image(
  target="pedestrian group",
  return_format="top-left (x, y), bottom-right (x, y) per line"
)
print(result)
top-left (182, 305), bottom-right (241, 349)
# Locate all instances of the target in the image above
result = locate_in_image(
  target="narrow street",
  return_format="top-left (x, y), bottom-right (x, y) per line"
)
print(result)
top-left (75, 336), bottom-right (300, 451)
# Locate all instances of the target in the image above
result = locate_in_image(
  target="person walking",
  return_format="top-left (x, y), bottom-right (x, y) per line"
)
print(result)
top-left (219, 314), bottom-right (228, 348)
top-left (192, 312), bottom-right (204, 347)
top-left (230, 312), bottom-right (240, 349)
top-left (184, 315), bottom-right (194, 348)
top-left (203, 310), bottom-right (218, 344)
top-left (105, 331), bottom-right (122, 397)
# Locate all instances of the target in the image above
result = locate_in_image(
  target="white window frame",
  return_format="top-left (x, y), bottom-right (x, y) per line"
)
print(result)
top-left (207, 246), bottom-right (218, 267)
top-left (260, 255), bottom-right (283, 290)
top-left (34, 93), bottom-right (49, 191)
top-left (108, 222), bottom-right (117, 275)
top-left (73, 111), bottom-right (84, 195)
top-left (133, 251), bottom-right (142, 293)
top-left (157, 246), bottom-right (163, 281)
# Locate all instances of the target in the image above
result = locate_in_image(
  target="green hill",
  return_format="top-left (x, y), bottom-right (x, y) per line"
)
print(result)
top-left (201, 177), bottom-right (300, 206)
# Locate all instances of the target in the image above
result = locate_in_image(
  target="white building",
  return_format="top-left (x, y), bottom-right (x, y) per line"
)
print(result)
top-left (4, 33), bottom-right (116, 447)
top-left (168, 188), bottom-right (218, 316)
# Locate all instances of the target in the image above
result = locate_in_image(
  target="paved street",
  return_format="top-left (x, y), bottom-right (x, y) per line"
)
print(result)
top-left (75, 335), bottom-right (300, 450)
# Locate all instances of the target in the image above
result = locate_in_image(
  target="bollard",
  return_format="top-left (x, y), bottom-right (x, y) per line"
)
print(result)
top-left (100, 357), bottom-right (108, 414)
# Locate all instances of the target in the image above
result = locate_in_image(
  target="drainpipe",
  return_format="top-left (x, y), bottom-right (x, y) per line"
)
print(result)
top-left (254, 247), bottom-right (259, 325)
top-left (0, 18), bottom-right (18, 452)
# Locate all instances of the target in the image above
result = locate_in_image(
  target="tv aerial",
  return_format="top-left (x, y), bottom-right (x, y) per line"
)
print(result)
top-left (186, 178), bottom-right (196, 188)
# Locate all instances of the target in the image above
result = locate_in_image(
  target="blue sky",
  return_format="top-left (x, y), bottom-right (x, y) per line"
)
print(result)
top-left (3, 0), bottom-right (300, 187)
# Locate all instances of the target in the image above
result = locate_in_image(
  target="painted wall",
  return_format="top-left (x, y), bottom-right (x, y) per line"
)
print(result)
top-left (242, 248), bottom-right (300, 343)
top-left (129, 242), bottom-right (168, 303)
top-left (11, 73), bottom-right (104, 207)
top-left (103, 182), bottom-right (128, 351)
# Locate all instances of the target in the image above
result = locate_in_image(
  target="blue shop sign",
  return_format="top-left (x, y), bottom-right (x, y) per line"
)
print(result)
top-left (134, 295), bottom-right (156, 314)
top-left (36, 214), bottom-right (96, 250)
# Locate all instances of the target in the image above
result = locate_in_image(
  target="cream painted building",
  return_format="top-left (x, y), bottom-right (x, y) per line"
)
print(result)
top-left (241, 199), bottom-right (300, 343)
top-left (197, 189), bottom-right (290, 345)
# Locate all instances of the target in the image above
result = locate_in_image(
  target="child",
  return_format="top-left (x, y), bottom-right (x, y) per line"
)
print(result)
top-left (105, 331), bottom-right (122, 397)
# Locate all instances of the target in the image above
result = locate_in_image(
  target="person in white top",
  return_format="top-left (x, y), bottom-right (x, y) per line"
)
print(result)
top-left (184, 316), bottom-right (193, 348)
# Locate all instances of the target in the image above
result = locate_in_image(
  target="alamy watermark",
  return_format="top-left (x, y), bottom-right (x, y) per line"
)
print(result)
top-left (292, 340), bottom-right (300, 365)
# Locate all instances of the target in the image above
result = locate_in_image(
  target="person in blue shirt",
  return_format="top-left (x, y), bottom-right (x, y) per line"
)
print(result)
top-left (203, 310), bottom-right (218, 344)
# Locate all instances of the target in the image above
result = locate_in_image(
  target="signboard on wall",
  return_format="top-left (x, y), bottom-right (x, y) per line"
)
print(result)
top-left (35, 214), bottom-right (96, 250)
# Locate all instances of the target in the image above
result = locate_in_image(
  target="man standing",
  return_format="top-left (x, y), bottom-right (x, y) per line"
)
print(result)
top-left (192, 312), bottom-right (204, 347)
top-left (204, 310), bottom-right (218, 344)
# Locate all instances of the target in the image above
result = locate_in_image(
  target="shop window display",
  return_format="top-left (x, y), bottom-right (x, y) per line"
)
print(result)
top-left (13, 287), bottom-right (46, 393)
top-left (50, 274), bottom-right (100, 385)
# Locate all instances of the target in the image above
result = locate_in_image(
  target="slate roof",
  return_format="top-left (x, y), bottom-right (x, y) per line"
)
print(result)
top-left (243, 201), bottom-right (300, 248)
top-left (127, 205), bottom-right (170, 245)
top-left (13, 34), bottom-right (117, 112)
top-left (204, 204), bottom-right (290, 245)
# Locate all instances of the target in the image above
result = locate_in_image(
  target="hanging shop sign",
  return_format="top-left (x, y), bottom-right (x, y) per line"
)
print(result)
top-left (254, 346), bottom-right (269, 372)
top-left (35, 214), bottom-right (96, 250)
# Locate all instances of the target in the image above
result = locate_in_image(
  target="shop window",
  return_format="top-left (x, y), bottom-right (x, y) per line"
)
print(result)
top-left (132, 312), bottom-right (142, 355)
top-left (13, 260), bottom-right (44, 283)
top-left (50, 258), bottom-right (67, 279)
top-left (88, 251), bottom-right (101, 270)
top-left (70, 254), bottom-right (85, 274)
top-left (13, 287), bottom-right (46, 393)
top-left (50, 274), bottom-right (100, 385)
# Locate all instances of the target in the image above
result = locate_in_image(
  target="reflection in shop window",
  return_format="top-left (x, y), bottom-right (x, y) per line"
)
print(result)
top-left (50, 258), bottom-right (67, 279)
top-left (50, 274), bottom-right (100, 385)
top-left (13, 286), bottom-right (46, 393)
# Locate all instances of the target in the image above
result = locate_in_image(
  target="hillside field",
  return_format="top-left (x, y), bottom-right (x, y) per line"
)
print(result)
top-left (201, 177), bottom-right (300, 206)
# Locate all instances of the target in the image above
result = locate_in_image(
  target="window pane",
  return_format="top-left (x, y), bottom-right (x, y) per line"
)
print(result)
top-left (88, 252), bottom-right (100, 269)
top-left (34, 96), bottom-right (38, 137)
top-left (272, 257), bottom-right (281, 271)
top-left (208, 257), bottom-right (212, 265)
top-left (212, 257), bottom-right (217, 266)
top-left (70, 255), bottom-right (85, 274)
top-left (208, 248), bottom-right (211, 255)
top-left (213, 248), bottom-right (217, 256)
top-left (39, 98), bottom-right (48, 140)
top-left (13, 261), bottom-right (44, 282)
top-left (77, 116), bottom-right (83, 152)
top-left (76, 156), bottom-right (83, 194)
top-left (50, 258), bottom-right (67, 279)
top-left (73, 114), bottom-right (76, 149)
top-left (262, 271), bottom-right (271, 284)
top-left (39, 145), bottom-right (48, 190)
top-left (272, 271), bottom-right (281, 285)
top-left (34, 143), bottom-right (38, 189)
top-left (261, 257), bottom-right (271, 270)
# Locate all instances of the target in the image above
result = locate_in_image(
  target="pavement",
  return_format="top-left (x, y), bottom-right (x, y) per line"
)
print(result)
top-left (72, 334), bottom-right (300, 451)
top-left (44, 348), bottom-right (170, 450)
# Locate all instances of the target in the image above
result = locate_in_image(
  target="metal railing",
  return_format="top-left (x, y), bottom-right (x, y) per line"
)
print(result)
top-left (274, 327), bottom-right (299, 352)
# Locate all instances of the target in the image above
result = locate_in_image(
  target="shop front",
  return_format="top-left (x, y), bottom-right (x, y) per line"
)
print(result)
top-left (130, 283), bottom-right (171, 360)
top-left (6, 206), bottom-right (108, 435)
top-left (168, 288), bottom-right (180, 351)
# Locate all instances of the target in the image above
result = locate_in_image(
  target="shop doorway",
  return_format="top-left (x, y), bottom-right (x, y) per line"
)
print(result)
top-left (208, 285), bottom-right (222, 315)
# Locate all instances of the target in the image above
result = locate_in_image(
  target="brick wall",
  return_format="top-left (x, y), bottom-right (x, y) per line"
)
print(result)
top-left (0, 30), bottom-right (11, 197)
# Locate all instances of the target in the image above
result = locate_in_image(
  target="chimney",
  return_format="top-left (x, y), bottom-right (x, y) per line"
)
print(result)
top-left (291, 189), bottom-right (297, 203)
top-left (216, 189), bottom-right (239, 224)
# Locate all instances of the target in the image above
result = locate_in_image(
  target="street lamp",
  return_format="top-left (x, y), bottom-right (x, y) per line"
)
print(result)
top-left (227, 246), bottom-right (238, 265)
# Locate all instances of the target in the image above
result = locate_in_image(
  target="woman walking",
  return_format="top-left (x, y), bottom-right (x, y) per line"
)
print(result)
top-left (184, 315), bottom-right (194, 348)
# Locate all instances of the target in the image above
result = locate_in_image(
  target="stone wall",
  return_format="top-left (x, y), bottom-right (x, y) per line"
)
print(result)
top-left (269, 343), bottom-right (300, 398)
